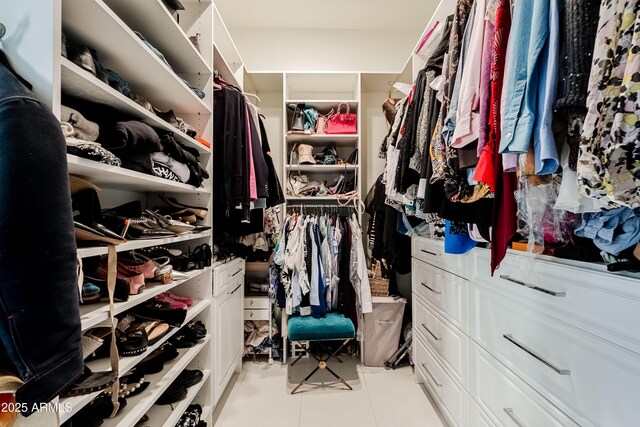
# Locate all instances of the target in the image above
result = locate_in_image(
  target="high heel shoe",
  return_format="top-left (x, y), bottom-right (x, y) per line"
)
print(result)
top-left (158, 195), bottom-right (208, 220)
top-left (120, 251), bottom-right (174, 284)
top-left (145, 209), bottom-right (195, 234)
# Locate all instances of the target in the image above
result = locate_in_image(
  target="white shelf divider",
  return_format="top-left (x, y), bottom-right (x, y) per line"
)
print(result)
top-left (104, 0), bottom-right (212, 75)
top-left (101, 337), bottom-right (211, 427)
top-left (67, 154), bottom-right (211, 194)
top-left (62, 0), bottom-right (211, 115)
top-left (285, 133), bottom-right (359, 144)
top-left (79, 267), bottom-right (210, 332)
top-left (61, 59), bottom-right (210, 154)
top-left (147, 370), bottom-right (212, 427)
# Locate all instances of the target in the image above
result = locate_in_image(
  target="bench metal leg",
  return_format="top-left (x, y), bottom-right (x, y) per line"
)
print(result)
top-left (290, 339), bottom-right (353, 394)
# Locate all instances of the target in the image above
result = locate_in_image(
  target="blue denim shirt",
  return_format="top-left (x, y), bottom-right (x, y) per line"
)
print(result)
top-left (499, 0), bottom-right (551, 155)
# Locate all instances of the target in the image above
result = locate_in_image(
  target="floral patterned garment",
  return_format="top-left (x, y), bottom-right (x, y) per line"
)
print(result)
top-left (579, 0), bottom-right (640, 208)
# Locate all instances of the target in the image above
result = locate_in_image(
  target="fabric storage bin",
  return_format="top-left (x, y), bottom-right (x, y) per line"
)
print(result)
top-left (363, 296), bottom-right (407, 366)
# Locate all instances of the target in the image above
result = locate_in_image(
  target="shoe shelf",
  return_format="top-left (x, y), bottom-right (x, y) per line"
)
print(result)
top-left (77, 230), bottom-right (213, 259)
top-left (67, 154), bottom-right (212, 194)
top-left (101, 337), bottom-right (211, 427)
top-left (60, 59), bottom-right (210, 155)
top-left (285, 133), bottom-right (359, 144)
top-left (285, 164), bottom-right (358, 172)
top-left (60, 299), bottom-right (211, 422)
top-left (103, 0), bottom-right (212, 76)
top-left (146, 369), bottom-right (211, 427)
top-left (79, 267), bottom-right (210, 332)
top-left (201, 405), bottom-right (213, 423)
top-left (62, 0), bottom-right (212, 115)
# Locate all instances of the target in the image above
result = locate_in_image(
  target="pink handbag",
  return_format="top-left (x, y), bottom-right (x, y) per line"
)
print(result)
top-left (315, 109), bottom-right (334, 134)
top-left (326, 103), bottom-right (357, 134)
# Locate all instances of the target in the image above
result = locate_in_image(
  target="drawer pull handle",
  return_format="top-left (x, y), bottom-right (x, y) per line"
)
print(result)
top-left (420, 249), bottom-right (438, 257)
top-left (503, 334), bottom-right (571, 375)
top-left (422, 323), bottom-right (441, 341)
top-left (421, 363), bottom-right (442, 387)
top-left (231, 268), bottom-right (243, 278)
top-left (504, 408), bottom-right (527, 427)
top-left (421, 282), bottom-right (442, 295)
top-left (228, 283), bottom-right (243, 295)
top-left (499, 275), bottom-right (566, 297)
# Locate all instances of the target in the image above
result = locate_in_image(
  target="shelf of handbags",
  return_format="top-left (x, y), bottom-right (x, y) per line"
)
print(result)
top-left (60, 302), bottom-right (210, 424)
top-left (67, 154), bottom-right (211, 194)
top-left (60, 59), bottom-right (210, 155)
top-left (62, 0), bottom-right (212, 116)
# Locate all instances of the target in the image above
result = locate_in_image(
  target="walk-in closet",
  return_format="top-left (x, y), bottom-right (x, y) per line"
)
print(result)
top-left (1, 0), bottom-right (639, 426)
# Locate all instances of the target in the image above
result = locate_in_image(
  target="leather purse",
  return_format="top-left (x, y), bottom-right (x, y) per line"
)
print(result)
top-left (315, 109), bottom-right (334, 134)
top-left (326, 103), bottom-right (357, 134)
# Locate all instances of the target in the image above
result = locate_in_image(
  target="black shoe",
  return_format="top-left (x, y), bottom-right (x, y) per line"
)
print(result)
top-left (175, 369), bottom-right (203, 388)
top-left (130, 300), bottom-right (187, 328)
top-left (156, 384), bottom-right (187, 405)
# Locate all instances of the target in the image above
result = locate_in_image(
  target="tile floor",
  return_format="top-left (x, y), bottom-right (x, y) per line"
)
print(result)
top-left (212, 356), bottom-right (446, 427)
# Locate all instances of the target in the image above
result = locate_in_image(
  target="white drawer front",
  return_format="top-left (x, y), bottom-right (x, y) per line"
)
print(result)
top-left (470, 282), bottom-right (640, 427)
top-left (412, 237), bottom-right (468, 278)
top-left (415, 334), bottom-right (468, 427)
top-left (213, 258), bottom-right (244, 296)
top-left (414, 295), bottom-right (469, 388)
top-left (413, 259), bottom-right (468, 333)
top-left (474, 249), bottom-right (640, 355)
top-left (245, 297), bottom-right (269, 309)
top-left (244, 308), bottom-right (270, 321)
top-left (470, 400), bottom-right (497, 427)
top-left (470, 342), bottom-right (579, 427)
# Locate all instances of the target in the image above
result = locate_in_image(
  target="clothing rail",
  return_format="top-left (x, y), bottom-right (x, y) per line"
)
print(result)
top-left (287, 204), bottom-right (357, 209)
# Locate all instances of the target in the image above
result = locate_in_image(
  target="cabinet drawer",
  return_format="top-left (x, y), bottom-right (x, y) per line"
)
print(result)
top-left (415, 334), bottom-right (468, 427)
top-left (469, 400), bottom-right (496, 427)
top-left (470, 282), bottom-right (640, 427)
top-left (412, 237), bottom-right (468, 278)
top-left (244, 308), bottom-right (270, 321)
top-left (470, 342), bottom-right (579, 427)
top-left (245, 297), bottom-right (269, 309)
top-left (213, 258), bottom-right (244, 296)
top-left (413, 259), bottom-right (468, 333)
top-left (474, 249), bottom-right (640, 355)
top-left (414, 295), bottom-right (468, 388)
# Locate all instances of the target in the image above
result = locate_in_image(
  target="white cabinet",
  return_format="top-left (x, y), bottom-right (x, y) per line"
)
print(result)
top-left (412, 236), bottom-right (640, 427)
top-left (213, 260), bottom-right (245, 404)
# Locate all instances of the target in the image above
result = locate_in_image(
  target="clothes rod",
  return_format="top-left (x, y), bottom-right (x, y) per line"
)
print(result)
top-left (286, 204), bottom-right (357, 209)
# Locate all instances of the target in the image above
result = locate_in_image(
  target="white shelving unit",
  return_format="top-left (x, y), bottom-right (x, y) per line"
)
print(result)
top-left (3, 0), bottom-right (217, 425)
top-left (283, 73), bottom-right (363, 220)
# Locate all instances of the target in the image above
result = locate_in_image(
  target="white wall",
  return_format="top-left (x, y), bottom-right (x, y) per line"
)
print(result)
top-left (256, 91), bottom-right (284, 186)
top-left (361, 91), bottom-right (390, 198)
top-left (230, 28), bottom-right (417, 73)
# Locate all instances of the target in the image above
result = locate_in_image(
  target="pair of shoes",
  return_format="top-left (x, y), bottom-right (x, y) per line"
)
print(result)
top-left (130, 300), bottom-right (187, 328)
top-left (104, 369), bottom-right (150, 399)
top-left (138, 342), bottom-right (179, 375)
top-left (153, 291), bottom-right (193, 310)
top-left (156, 370), bottom-right (203, 405)
top-left (119, 250), bottom-right (174, 284)
top-left (84, 275), bottom-right (130, 302)
top-left (61, 394), bottom-right (127, 426)
top-left (175, 404), bottom-right (203, 427)
top-left (81, 282), bottom-right (101, 305)
top-left (170, 321), bottom-right (206, 348)
top-left (61, 366), bottom-right (118, 398)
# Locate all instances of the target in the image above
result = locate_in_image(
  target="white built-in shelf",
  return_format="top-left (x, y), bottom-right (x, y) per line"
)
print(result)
top-left (79, 267), bottom-right (210, 332)
top-left (101, 338), bottom-right (211, 427)
top-left (60, 300), bottom-right (210, 423)
top-left (213, 4), bottom-right (243, 80)
top-left (201, 406), bottom-right (213, 423)
top-left (104, 0), bottom-right (212, 76)
top-left (285, 100), bottom-right (358, 112)
top-left (61, 59), bottom-right (210, 154)
top-left (214, 45), bottom-right (242, 89)
top-left (77, 230), bottom-right (212, 259)
top-left (147, 369), bottom-right (211, 427)
top-left (62, 0), bottom-right (212, 115)
top-left (67, 154), bottom-right (210, 194)
top-left (286, 196), bottom-right (354, 202)
top-left (285, 73), bottom-right (360, 100)
top-left (286, 164), bottom-right (358, 172)
top-left (286, 133), bottom-right (359, 144)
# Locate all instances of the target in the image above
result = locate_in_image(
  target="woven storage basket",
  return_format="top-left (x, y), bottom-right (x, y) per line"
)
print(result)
top-left (369, 261), bottom-right (390, 297)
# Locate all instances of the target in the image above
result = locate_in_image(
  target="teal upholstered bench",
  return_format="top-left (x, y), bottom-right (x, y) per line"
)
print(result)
top-left (288, 313), bottom-right (356, 394)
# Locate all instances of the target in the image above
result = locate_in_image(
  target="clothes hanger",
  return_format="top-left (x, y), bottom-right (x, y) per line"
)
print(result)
top-left (245, 92), bottom-right (261, 103)
top-left (0, 23), bottom-right (6, 40)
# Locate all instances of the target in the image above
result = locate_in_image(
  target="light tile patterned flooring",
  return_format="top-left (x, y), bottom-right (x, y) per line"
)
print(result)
top-left (213, 357), bottom-right (446, 427)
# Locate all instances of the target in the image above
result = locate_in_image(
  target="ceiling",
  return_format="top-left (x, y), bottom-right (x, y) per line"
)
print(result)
top-left (215, 0), bottom-right (439, 31)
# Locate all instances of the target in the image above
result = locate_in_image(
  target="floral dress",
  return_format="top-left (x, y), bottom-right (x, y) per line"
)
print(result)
top-left (579, 0), bottom-right (640, 208)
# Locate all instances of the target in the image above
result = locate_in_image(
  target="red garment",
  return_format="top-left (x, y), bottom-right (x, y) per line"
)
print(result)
top-left (487, 0), bottom-right (517, 274)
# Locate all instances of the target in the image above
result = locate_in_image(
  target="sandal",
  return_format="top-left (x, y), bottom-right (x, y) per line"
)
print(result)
top-left (159, 195), bottom-right (208, 221)
top-left (61, 366), bottom-right (118, 397)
